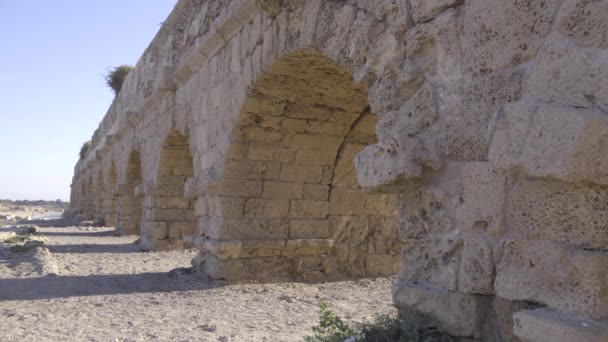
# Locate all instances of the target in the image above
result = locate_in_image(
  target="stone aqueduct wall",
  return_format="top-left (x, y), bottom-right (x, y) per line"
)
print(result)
top-left (69, 0), bottom-right (608, 340)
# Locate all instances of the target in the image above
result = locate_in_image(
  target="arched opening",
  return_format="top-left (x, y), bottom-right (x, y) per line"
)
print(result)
top-left (94, 170), bottom-right (105, 224)
top-left (102, 161), bottom-right (118, 227)
top-left (141, 129), bottom-right (195, 250)
top-left (195, 51), bottom-right (401, 282)
top-left (116, 151), bottom-right (143, 235)
top-left (84, 175), bottom-right (94, 220)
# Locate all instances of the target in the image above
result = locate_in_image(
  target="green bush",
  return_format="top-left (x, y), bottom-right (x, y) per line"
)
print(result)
top-left (104, 65), bottom-right (133, 96)
top-left (305, 302), bottom-right (453, 342)
top-left (79, 140), bottom-right (92, 160)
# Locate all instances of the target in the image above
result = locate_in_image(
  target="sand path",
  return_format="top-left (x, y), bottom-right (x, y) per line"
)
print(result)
top-left (0, 225), bottom-right (395, 342)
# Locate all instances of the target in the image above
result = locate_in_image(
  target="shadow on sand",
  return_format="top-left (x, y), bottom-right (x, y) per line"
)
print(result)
top-left (45, 243), bottom-right (143, 254)
top-left (0, 269), bottom-right (219, 301)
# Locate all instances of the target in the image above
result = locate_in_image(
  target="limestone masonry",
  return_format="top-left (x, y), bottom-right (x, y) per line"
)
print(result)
top-left (68, 0), bottom-right (608, 340)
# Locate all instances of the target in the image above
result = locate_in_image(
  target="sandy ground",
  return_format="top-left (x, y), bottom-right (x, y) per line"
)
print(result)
top-left (0, 224), bottom-right (396, 342)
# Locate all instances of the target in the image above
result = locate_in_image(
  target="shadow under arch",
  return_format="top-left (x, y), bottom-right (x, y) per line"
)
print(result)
top-left (194, 50), bottom-right (401, 282)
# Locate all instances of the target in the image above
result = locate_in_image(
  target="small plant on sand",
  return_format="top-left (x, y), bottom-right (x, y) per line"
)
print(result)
top-left (80, 140), bottom-right (92, 160)
top-left (305, 302), bottom-right (453, 342)
top-left (104, 65), bottom-right (133, 96)
top-left (305, 301), bottom-right (358, 342)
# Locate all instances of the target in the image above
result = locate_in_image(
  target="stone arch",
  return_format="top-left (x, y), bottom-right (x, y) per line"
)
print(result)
top-left (94, 170), bottom-right (105, 224)
top-left (83, 174), bottom-right (95, 220)
top-left (116, 150), bottom-right (143, 235)
top-left (101, 161), bottom-right (119, 227)
top-left (141, 129), bottom-right (195, 250)
top-left (194, 51), bottom-right (400, 282)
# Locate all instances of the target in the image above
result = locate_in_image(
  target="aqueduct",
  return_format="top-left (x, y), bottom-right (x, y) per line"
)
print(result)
top-left (69, 0), bottom-right (608, 340)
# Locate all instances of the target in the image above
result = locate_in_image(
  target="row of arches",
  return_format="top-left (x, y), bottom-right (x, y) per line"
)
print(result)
top-left (71, 51), bottom-right (401, 282)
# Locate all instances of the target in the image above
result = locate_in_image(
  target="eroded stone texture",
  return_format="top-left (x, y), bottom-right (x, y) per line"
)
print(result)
top-left (514, 308), bottom-right (608, 342)
top-left (496, 240), bottom-right (608, 319)
top-left (68, 0), bottom-right (608, 339)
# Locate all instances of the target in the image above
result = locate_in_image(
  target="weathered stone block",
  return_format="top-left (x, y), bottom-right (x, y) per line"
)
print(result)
top-left (206, 179), bottom-right (263, 197)
top-left (557, 0), bottom-right (608, 48)
top-left (279, 164), bottom-right (323, 183)
top-left (495, 240), bottom-right (608, 319)
top-left (247, 145), bottom-right (296, 163)
top-left (508, 178), bottom-right (608, 250)
top-left (328, 188), bottom-right (366, 215)
top-left (400, 236), bottom-right (494, 294)
top-left (302, 184), bottom-right (329, 201)
top-left (223, 159), bottom-right (281, 180)
top-left (410, 0), bottom-right (462, 23)
top-left (262, 181), bottom-right (303, 199)
top-left (289, 200), bottom-right (329, 219)
top-left (291, 134), bottom-right (343, 151)
top-left (528, 40), bottom-right (608, 111)
top-left (489, 98), bottom-right (608, 185)
top-left (454, 162), bottom-right (506, 237)
top-left (393, 281), bottom-right (486, 338)
top-left (289, 219), bottom-right (331, 239)
top-left (514, 308), bottom-right (608, 342)
top-left (461, 0), bottom-right (561, 73)
top-left (144, 222), bottom-right (167, 240)
top-left (244, 199), bottom-right (290, 218)
top-left (284, 239), bottom-right (334, 257)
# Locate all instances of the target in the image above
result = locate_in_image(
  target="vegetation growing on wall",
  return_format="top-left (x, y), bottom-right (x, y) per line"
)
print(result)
top-left (79, 140), bottom-right (92, 160)
top-left (104, 65), bottom-right (133, 96)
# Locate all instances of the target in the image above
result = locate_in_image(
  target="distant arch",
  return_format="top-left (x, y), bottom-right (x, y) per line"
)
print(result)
top-left (116, 151), bottom-right (144, 235)
top-left (141, 130), bottom-right (195, 250)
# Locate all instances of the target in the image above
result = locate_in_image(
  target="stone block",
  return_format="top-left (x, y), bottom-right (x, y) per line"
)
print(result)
top-left (291, 134), bottom-right (343, 151)
top-left (247, 145), bottom-right (296, 163)
top-left (489, 98), bottom-right (608, 185)
top-left (223, 159), bottom-right (281, 180)
top-left (201, 217), bottom-right (288, 240)
top-left (244, 199), bottom-right (290, 218)
top-left (400, 236), bottom-right (494, 294)
top-left (495, 240), bottom-right (608, 319)
top-left (153, 196), bottom-right (190, 209)
top-left (513, 308), bottom-right (608, 342)
top-left (365, 254), bottom-right (401, 277)
top-left (410, 0), bottom-right (462, 23)
top-left (289, 219), bottom-right (331, 239)
top-left (167, 222), bottom-right (183, 239)
top-left (528, 40), bottom-right (608, 111)
top-left (289, 200), bottom-right (329, 219)
top-left (144, 222), bottom-right (167, 240)
top-left (461, 0), bottom-right (561, 72)
top-left (240, 239), bottom-right (286, 258)
top-left (196, 238), bottom-right (242, 260)
top-left (329, 188), bottom-right (366, 215)
top-left (294, 149), bottom-right (338, 166)
top-left (557, 0), bottom-right (608, 48)
top-left (362, 194), bottom-right (397, 216)
top-left (284, 239), bottom-right (334, 257)
top-left (302, 184), bottom-right (329, 201)
top-left (207, 196), bottom-right (245, 218)
top-left (262, 181), bottom-right (303, 199)
top-left (454, 162), bottom-right (506, 237)
top-left (508, 178), bottom-right (608, 250)
top-left (393, 281), bottom-right (486, 338)
top-left (241, 94), bottom-right (286, 116)
top-left (399, 237), bottom-right (462, 291)
top-left (279, 164), bottom-right (323, 183)
top-left (206, 179), bottom-right (263, 197)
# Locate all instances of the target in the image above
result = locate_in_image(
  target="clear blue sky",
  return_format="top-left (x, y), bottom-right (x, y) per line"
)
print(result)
top-left (0, 1), bottom-right (177, 201)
